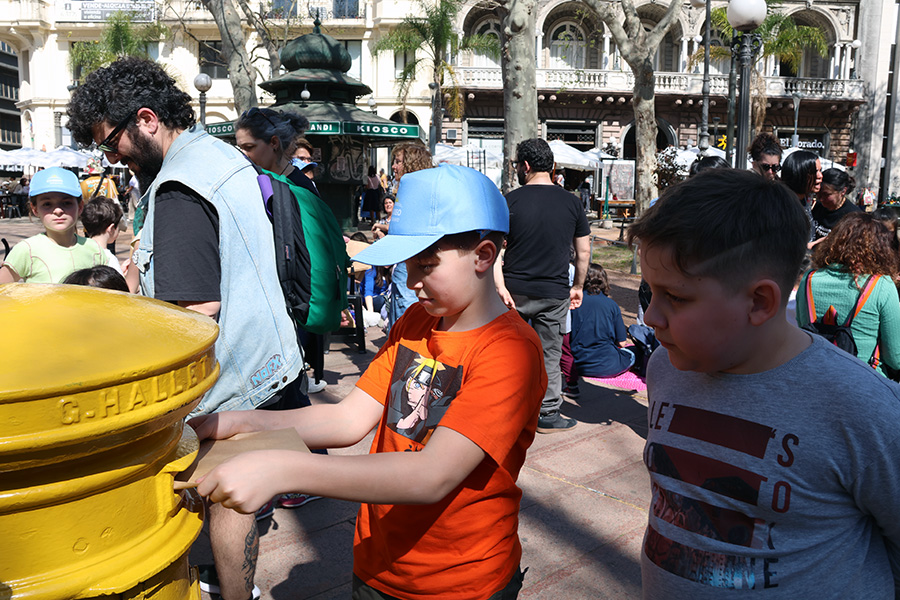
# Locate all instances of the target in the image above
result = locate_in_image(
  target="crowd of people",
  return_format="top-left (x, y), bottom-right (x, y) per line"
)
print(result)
top-left (2, 55), bottom-right (900, 600)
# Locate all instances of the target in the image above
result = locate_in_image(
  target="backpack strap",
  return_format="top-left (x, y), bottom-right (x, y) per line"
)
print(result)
top-left (803, 270), bottom-right (818, 324)
top-left (843, 274), bottom-right (879, 328)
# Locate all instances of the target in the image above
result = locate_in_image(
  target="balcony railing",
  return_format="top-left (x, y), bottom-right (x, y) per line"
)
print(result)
top-left (0, 0), bottom-right (48, 23)
top-left (456, 67), bottom-right (865, 102)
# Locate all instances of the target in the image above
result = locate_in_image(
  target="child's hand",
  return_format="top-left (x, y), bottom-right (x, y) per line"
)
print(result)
top-left (197, 450), bottom-right (288, 514)
top-left (188, 412), bottom-right (247, 441)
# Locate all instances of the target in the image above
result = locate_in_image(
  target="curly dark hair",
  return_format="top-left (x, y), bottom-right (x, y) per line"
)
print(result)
top-left (515, 138), bottom-right (554, 173)
top-left (584, 263), bottom-right (610, 296)
top-left (66, 57), bottom-right (195, 147)
top-left (812, 212), bottom-right (900, 278)
top-left (392, 142), bottom-right (432, 176)
top-left (748, 132), bottom-right (783, 162)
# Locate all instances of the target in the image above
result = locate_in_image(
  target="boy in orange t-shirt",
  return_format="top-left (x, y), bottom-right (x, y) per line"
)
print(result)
top-left (191, 164), bottom-right (546, 600)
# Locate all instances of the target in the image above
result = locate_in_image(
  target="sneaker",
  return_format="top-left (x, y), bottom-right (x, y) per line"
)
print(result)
top-left (197, 564), bottom-right (261, 600)
top-left (255, 497), bottom-right (276, 521)
top-left (562, 384), bottom-right (581, 400)
top-left (278, 493), bottom-right (322, 509)
top-left (537, 412), bottom-right (578, 434)
top-left (307, 379), bottom-right (327, 394)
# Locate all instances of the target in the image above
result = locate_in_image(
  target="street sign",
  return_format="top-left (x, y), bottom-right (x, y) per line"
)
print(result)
top-left (205, 122), bottom-right (234, 136)
top-left (343, 122), bottom-right (420, 138)
top-left (307, 121), bottom-right (341, 134)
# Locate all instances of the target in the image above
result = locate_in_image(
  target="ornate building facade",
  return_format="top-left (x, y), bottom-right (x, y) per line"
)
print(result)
top-left (0, 0), bottom-right (896, 198)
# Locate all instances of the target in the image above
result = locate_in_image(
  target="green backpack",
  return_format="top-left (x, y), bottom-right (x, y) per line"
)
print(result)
top-left (256, 167), bottom-right (349, 334)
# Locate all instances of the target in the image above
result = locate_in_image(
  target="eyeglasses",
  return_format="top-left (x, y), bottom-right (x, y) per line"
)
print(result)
top-left (97, 112), bottom-right (136, 154)
top-left (759, 163), bottom-right (781, 173)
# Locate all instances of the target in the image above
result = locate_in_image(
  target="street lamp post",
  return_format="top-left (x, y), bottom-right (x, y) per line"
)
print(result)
top-left (367, 97), bottom-right (378, 168)
top-left (193, 73), bottom-right (212, 126)
top-left (727, 0), bottom-right (767, 170)
top-left (691, 0), bottom-right (712, 155)
top-left (791, 92), bottom-right (802, 148)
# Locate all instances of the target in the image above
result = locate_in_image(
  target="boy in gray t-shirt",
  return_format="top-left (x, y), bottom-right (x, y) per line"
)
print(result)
top-left (629, 169), bottom-right (900, 599)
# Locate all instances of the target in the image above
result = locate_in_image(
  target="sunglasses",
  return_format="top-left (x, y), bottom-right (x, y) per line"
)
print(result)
top-left (243, 106), bottom-right (278, 128)
top-left (759, 163), bottom-right (781, 173)
top-left (97, 112), bottom-right (136, 154)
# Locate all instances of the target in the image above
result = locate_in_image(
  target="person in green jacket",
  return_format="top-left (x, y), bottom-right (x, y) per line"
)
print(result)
top-left (797, 212), bottom-right (900, 377)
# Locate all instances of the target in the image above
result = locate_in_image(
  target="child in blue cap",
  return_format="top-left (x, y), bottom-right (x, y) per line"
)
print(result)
top-left (191, 164), bottom-right (546, 599)
top-left (0, 167), bottom-right (104, 283)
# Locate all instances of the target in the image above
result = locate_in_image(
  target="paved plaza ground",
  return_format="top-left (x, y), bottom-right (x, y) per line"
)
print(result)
top-left (0, 215), bottom-right (650, 599)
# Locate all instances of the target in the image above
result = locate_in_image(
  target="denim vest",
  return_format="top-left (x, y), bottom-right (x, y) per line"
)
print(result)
top-left (136, 125), bottom-right (302, 415)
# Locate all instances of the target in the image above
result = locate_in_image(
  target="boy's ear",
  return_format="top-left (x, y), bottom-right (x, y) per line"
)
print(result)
top-left (473, 239), bottom-right (498, 274)
top-left (747, 278), bottom-right (783, 326)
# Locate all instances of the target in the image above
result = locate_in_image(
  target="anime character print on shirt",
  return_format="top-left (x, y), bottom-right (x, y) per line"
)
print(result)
top-left (386, 346), bottom-right (461, 445)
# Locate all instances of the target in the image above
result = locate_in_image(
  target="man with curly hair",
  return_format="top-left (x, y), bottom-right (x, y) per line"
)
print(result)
top-left (67, 57), bottom-right (303, 600)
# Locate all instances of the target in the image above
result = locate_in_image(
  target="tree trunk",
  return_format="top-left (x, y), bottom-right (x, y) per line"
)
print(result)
top-left (201, 0), bottom-right (257, 114)
top-left (498, 0), bottom-right (538, 194)
top-left (236, 0), bottom-right (281, 78)
top-left (433, 55), bottom-right (444, 152)
top-left (632, 60), bottom-right (658, 214)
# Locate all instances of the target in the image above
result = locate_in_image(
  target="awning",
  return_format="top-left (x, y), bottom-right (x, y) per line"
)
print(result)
top-left (206, 101), bottom-right (422, 146)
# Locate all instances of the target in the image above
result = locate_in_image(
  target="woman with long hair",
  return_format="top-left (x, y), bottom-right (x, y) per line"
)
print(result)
top-left (796, 212), bottom-right (900, 377)
top-left (781, 150), bottom-right (823, 247)
top-left (812, 168), bottom-right (860, 239)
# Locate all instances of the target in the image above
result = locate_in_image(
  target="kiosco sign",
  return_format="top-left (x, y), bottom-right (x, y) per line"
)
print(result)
top-left (343, 123), bottom-right (419, 137)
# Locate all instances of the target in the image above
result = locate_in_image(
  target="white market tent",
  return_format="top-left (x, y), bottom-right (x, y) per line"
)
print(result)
top-left (548, 139), bottom-right (599, 171)
top-left (781, 146), bottom-right (845, 172)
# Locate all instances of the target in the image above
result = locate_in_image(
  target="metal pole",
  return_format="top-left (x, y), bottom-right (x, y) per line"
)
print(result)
top-left (726, 33), bottom-right (738, 166)
top-left (698, 0), bottom-right (712, 154)
top-left (199, 91), bottom-right (207, 127)
top-left (735, 33), bottom-right (761, 171)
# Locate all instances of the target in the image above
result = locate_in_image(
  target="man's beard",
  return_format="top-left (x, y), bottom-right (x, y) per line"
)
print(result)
top-left (516, 167), bottom-right (526, 186)
top-left (129, 129), bottom-right (165, 194)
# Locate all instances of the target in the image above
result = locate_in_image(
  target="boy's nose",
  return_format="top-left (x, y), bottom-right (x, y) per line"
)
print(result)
top-left (643, 299), bottom-right (666, 331)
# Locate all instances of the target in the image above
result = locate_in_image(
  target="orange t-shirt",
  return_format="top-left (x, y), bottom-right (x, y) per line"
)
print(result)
top-left (354, 303), bottom-right (546, 599)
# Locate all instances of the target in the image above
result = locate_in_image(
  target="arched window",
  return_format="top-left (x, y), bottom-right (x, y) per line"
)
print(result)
top-left (549, 22), bottom-right (586, 70)
top-left (472, 19), bottom-right (501, 68)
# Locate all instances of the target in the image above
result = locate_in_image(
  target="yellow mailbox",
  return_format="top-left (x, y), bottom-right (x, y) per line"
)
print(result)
top-left (0, 283), bottom-right (219, 599)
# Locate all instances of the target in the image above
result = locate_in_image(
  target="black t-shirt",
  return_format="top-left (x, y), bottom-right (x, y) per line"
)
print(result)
top-left (153, 182), bottom-right (221, 302)
top-left (811, 200), bottom-right (861, 238)
top-left (503, 184), bottom-right (591, 299)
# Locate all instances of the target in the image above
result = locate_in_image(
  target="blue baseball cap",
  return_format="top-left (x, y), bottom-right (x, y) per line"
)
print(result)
top-left (29, 167), bottom-right (82, 198)
top-left (291, 158), bottom-right (317, 172)
top-left (353, 163), bottom-right (508, 266)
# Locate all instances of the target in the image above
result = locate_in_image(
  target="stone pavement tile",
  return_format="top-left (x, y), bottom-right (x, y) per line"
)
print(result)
top-left (525, 424), bottom-right (646, 492)
top-left (520, 527), bottom-right (645, 599)
top-left (258, 503), bottom-right (359, 600)
top-left (517, 487), bottom-right (646, 599)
